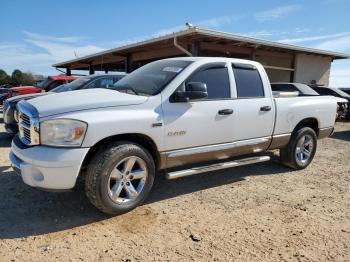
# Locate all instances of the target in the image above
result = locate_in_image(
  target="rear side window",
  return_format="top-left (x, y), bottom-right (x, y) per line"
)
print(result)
top-left (47, 80), bottom-right (64, 91)
top-left (187, 66), bottom-right (231, 99)
top-left (232, 64), bottom-right (264, 98)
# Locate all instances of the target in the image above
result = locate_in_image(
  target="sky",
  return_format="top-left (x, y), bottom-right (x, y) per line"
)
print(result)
top-left (0, 0), bottom-right (349, 86)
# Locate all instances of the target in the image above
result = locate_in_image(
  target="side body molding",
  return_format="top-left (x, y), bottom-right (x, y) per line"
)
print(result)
top-left (159, 134), bottom-right (293, 169)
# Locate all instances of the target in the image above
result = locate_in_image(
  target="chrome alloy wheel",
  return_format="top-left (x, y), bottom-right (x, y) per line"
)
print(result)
top-left (295, 134), bottom-right (314, 166)
top-left (107, 156), bottom-right (148, 203)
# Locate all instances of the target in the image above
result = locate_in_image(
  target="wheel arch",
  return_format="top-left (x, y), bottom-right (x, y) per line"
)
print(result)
top-left (81, 133), bottom-right (161, 172)
top-left (293, 117), bottom-right (319, 136)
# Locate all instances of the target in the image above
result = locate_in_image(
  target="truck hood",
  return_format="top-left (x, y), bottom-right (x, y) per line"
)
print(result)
top-left (28, 88), bottom-right (148, 117)
top-left (7, 92), bottom-right (49, 104)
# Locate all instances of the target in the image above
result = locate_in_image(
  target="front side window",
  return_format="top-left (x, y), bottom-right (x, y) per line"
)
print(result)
top-left (232, 64), bottom-right (264, 98)
top-left (187, 66), bottom-right (231, 99)
top-left (100, 78), bottom-right (114, 88)
top-left (112, 60), bottom-right (192, 96)
top-left (113, 75), bottom-right (125, 82)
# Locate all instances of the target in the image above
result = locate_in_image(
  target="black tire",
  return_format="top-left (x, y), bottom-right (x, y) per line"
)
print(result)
top-left (280, 127), bottom-right (317, 170)
top-left (85, 141), bottom-right (155, 215)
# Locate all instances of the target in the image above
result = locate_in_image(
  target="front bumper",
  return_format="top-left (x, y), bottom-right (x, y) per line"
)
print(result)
top-left (10, 135), bottom-right (90, 190)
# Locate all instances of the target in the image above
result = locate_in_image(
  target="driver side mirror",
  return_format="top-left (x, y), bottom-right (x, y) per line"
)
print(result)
top-left (173, 82), bottom-right (208, 102)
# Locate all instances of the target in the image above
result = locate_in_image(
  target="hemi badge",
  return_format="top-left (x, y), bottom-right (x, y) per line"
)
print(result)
top-left (152, 123), bottom-right (163, 127)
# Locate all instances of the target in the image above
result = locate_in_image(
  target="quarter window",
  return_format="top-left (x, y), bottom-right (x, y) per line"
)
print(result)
top-left (187, 66), bottom-right (231, 99)
top-left (232, 64), bottom-right (264, 98)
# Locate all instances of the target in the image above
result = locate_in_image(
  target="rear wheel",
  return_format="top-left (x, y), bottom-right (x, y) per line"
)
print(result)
top-left (280, 127), bottom-right (317, 170)
top-left (85, 142), bottom-right (155, 215)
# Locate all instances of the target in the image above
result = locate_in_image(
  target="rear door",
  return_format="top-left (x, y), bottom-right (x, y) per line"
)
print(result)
top-left (230, 63), bottom-right (275, 142)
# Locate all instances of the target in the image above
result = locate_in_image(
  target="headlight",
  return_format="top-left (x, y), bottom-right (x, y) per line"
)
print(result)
top-left (40, 119), bottom-right (87, 147)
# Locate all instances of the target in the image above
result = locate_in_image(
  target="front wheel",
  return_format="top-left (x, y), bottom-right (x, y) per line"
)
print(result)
top-left (280, 127), bottom-right (317, 170)
top-left (85, 142), bottom-right (155, 215)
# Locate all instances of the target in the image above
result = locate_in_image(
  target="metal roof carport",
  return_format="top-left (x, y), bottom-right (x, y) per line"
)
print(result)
top-left (53, 27), bottom-right (349, 86)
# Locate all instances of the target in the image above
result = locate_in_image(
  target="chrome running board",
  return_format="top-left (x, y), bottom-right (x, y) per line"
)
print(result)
top-left (166, 156), bottom-right (270, 180)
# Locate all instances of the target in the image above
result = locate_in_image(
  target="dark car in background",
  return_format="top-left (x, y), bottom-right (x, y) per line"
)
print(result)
top-left (0, 84), bottom-right (12, 94)
top-left (309, 85), bottom-right (350, 120)
top-left (340, 88), bottom-right (350, 95)
top-left (0, 94), bottom-right (8, 106)
top-left (3, 73), bottom-right (125, 134)
top-left (0, 85), bottom-right (12, 104)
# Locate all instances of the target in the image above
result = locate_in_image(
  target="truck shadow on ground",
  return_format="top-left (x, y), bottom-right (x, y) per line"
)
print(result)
top-left (330, 130), bottom-right (350, 142)
top-left (0, 132), bottom-right (13, 147)
top-left (0, 153), bottom-right (291, 239)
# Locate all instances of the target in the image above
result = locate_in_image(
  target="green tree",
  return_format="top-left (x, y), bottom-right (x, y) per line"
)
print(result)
top-left (21, 72), bottom-right (36, 85)
top-left (0, 69), bottom-right (11, 85)
top-left (11, 69), bottom-right (24, 86)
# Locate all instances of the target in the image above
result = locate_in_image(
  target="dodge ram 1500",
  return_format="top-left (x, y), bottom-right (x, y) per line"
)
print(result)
top-left (10, 57), bottom-right (337, 215)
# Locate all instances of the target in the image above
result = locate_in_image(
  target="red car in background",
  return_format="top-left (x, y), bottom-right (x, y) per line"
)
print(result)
top-left (7, 75), bottom-right (77, 98)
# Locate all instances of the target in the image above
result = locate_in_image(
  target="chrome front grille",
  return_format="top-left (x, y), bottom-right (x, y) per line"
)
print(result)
top-left (17, 101), bottom-right (40, 146)
top-left (21, 113), bottom-right (30, 125)
top-left (22, 116), bottom-right (32, 143)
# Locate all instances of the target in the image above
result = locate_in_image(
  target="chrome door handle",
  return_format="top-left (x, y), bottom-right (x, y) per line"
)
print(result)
top-left (260, 106), bottom-right (272, 111)
top-left (218, 109), bottom-right (234, 115)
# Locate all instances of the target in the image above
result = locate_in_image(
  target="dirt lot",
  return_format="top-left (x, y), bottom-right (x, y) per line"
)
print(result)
top-left (0, 116), bottom-right (349, 262)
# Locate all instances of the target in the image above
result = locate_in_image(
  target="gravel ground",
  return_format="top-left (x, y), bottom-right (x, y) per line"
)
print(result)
top-left (0, 116), bottom-right (349, 262)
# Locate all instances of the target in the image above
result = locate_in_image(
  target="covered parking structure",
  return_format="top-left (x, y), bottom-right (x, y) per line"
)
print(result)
top-left (53, 27), bottom-right (349, 86)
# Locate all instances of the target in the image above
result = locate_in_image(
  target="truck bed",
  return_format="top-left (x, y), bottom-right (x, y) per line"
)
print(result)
top-left (273, 96), bottom-right (337, 135)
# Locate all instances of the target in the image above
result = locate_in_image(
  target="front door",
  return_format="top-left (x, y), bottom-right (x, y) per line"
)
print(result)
top-left (162, 63), bottom-right (236, 167)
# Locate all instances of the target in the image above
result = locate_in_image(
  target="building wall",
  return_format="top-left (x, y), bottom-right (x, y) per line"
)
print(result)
top-left (256, 50), bottom-right (294, 68)
top-left (294, 54), bottom-right (332, 86)
top-left (255, 50), bottom-right (293, 83)
top-left (265, 68), bottom-right (291, 82)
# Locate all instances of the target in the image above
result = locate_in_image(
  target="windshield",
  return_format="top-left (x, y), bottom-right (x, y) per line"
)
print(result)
top-left (35, 79), bottom-right (50, 88)
top-left (51, 75), bottom-right (92, 92)
top-left (112, 60), bottom-right (192, 96)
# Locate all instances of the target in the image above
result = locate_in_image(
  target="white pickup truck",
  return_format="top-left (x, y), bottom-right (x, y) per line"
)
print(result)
top-left (10, 57), bottom-right (336, 215)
